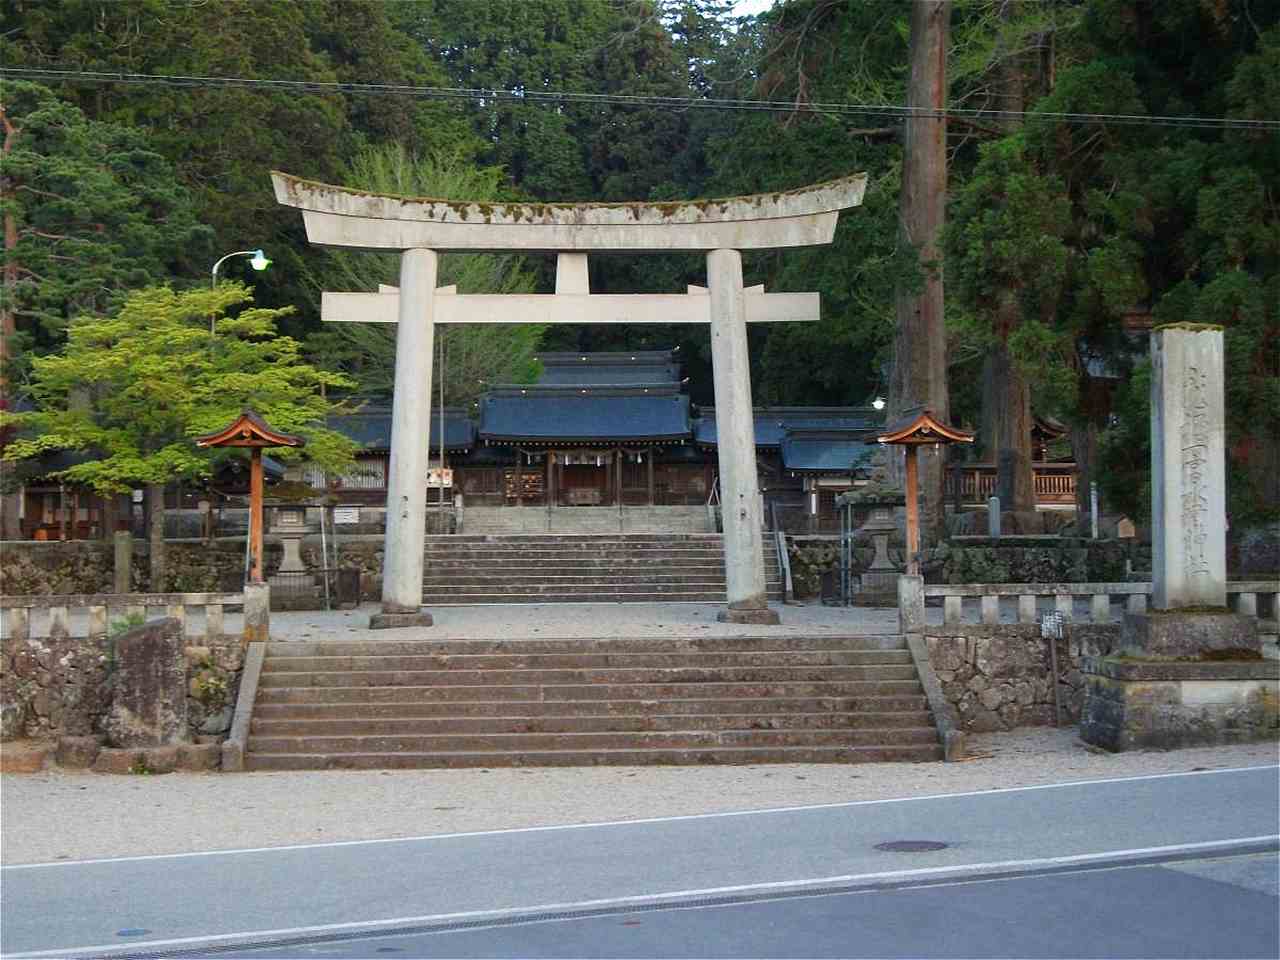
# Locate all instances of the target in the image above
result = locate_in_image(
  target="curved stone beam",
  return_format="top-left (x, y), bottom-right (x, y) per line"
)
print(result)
top-left (271, 171), bottom-right (866, 253)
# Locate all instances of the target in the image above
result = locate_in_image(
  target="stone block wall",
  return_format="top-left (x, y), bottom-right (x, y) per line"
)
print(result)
top-left (925, 624), bottom-right (1121, 732)
top-left (783, 536), bottom-right (1150, 599)
top-left (0, 630), bottom-right (244, 743)
top-left (2, 537), bottom-right (386, 601)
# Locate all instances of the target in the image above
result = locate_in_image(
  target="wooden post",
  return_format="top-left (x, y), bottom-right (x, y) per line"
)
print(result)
top-left (249, 447), bottom-right (264, 582)
top-left (904, 445), bottom-right (920, 576)
top-left (647, 447), bottom-right (655, 506)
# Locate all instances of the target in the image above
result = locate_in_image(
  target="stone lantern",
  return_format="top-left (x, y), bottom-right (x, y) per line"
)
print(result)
top-left (271, 504), bottom-right (309, 580)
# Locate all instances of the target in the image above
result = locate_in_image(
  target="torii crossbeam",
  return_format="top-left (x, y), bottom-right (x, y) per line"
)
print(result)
top-left (274, 171), bottom-right (866, 629)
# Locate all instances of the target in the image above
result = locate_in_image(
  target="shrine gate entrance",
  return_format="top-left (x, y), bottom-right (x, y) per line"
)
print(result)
top-left (273, 171), bottom-right (866, 628)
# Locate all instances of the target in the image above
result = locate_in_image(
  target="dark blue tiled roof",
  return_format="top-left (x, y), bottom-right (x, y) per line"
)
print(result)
top-left (780, 430), bottom-right (879, 475)
top-left (329, 409), bottom-right (475, 451)
top-left (480, 385), bottom-right (691, 442)
top-left (694, 408), bottom-right (881, 448)
top-left (535, 351), bottom-right (679, 386)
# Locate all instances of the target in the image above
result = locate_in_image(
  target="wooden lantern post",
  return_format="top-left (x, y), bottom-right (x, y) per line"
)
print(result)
top-left (872, 408), bottom-right (974, 576)
top-left (195, 410), bottom-right (304, 583)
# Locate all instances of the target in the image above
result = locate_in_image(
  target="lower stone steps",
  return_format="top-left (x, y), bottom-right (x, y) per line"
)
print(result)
top-left (250, 711), bottom-right (934, 736)
top-left (243, 635), bottom-right (941, 770)
top-left (256, 666), bottom-right (921, 689)
top-left (252, 695), bottom-right (931, 720)
top-left (245, 744), bottom-right (943, 771)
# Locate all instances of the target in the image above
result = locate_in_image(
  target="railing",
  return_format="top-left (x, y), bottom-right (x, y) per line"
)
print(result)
top-left (0, 592), bottom-right (245, 641)
top-left (945, 463), bottom-right (1078, 506)
top-left (919, 581), bottom-right (1279, 626)
top-left (770, 504), bottom-right (794, 604)
top-left (268, 569), bottom-right (360, 610)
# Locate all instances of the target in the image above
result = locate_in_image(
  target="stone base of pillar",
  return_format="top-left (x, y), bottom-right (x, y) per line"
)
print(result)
top-left (370, 611), bottom-right (434, 630)
top-left (1120, 611), bottom-right (1258, 658)
top-left (1080, 655), bottom-right (1279, 751)
top-left (717, 606), bottom-right (781, 625)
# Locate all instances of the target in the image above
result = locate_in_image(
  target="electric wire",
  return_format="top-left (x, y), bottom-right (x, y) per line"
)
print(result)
top-left (2, 66), bottom-right (1277, 132)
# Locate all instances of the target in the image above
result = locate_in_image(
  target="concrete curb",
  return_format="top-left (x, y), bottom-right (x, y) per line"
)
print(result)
top-left (222, 643), bottom-right (265, 773)
top-left (905, 632), bottom-right (966, 761)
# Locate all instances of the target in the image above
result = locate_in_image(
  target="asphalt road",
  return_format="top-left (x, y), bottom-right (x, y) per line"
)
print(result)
top-left (228, 854), bottom-right (1280, 959)
top-left (3, 765), bottom-right (1277, 958)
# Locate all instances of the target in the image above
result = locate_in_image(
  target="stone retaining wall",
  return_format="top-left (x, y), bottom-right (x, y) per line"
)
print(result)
top-left (2, 538), bottom-right (384, 600)
top-left (925, 624), bottom-right (1121, 732)
top-left (0, 631), bottom-right (245, 743)
top-left (785, 536), bottom-right (1151, 599)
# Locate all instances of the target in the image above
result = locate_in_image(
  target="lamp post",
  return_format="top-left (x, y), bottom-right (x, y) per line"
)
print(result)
top-left (210, 249), bottom-right (271, 334)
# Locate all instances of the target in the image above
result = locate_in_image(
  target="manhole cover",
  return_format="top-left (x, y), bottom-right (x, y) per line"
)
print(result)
top-left (874, 840), bottom-right (949, 852)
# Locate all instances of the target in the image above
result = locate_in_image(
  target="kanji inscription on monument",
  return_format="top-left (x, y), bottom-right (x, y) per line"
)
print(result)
top-left (1179, 365), bottom-right (1211, 578)
top-left (1151, 326), bottom-right (1226, 609)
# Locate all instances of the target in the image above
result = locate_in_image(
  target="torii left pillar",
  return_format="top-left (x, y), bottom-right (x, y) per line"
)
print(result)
top-left (371, 249), bottom-right (437, 629)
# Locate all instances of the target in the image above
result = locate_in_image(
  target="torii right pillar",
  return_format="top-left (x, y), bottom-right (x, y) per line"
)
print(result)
top-left (709, 249), bottom-right (776, 623)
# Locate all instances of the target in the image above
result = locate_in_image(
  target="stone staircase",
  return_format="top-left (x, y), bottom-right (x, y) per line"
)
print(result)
top-left (460, 505), bottom-right (712, 535)
top-left (422, 533), bottom-right (784, 605)
top-left (245, 635), bottom-right (943, 770)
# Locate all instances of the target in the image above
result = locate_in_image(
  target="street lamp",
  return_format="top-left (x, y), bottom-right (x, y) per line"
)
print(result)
top-left (210, 249), bottom-right (271, 333)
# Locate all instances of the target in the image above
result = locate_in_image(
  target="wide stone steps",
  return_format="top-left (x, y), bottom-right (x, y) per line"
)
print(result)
top-left (257, 666), bottom-right (920, 689)
top-left (266, 637), bottom-right (907, 656)
top-left (252, 695), bottom-right (932, 721)
top-left (255, 680), bottom-right (928, 704)
top-left (251, 711), bottom-right (934, 736)
top-left (248, 745), bottom-right (942, 770)
top-left (243, 635), bottom-right (941, 770)
top-left (249, 727), bottom-right (942, 754)
top-left (260, 650), bottom-right (914, 672)
top-left (420, 533), bottom-right (783, 605)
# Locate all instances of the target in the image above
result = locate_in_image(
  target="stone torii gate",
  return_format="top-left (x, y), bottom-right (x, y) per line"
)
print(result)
top-left (273, 171), bottom-right (866, 629)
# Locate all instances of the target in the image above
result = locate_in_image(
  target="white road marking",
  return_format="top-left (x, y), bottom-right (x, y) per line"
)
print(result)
top-left (12, 835), bottom-right (1278, 959)
top-left (4, 764), bottom-right (1275, 871)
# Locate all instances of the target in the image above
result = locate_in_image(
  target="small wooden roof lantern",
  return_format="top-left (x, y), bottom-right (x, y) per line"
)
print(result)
top-left (870, 407), bottom-right (973, 577)
top-left (195, 409), bottom-right (306, 451)
top-left (196, 410), bottom-right (304, 584)
top-left (872, 407), bottom-right (975, 447)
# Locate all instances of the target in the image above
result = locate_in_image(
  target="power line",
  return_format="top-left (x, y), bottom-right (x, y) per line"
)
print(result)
top-left (3, 66), bottom-right (1278, 132)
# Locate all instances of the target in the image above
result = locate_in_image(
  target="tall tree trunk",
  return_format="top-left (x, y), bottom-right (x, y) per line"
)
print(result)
top-left (0, 102), bottom-right (21, 540)
top-left (148, 482), bottom-right (167, 593)
top-left (984, 310), bottom-right (1035, 513)
top-left (1071, 374), bottom-right (1112, 523)
top-left (1070, 419), bottom-right (1098, 524)
top-left (889, 0), bottom-right (951, 543)
top-left (980, 1), bottom-right (1035, 515)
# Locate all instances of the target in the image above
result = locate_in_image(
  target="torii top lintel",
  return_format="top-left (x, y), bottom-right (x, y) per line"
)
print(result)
top-left (271, 171), bottom-right (867, 254)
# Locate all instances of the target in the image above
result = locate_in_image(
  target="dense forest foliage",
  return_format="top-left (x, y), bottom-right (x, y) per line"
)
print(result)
top-left (2, 0), bottom-right (1277, 524)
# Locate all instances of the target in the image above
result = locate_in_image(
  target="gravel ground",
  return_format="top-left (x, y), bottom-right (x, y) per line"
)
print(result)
top-left (3, 729), bottom-right (1276, 866)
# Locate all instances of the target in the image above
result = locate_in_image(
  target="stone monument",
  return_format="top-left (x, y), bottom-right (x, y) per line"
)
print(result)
top-left (1079, 324), bottom-right (1276, 750)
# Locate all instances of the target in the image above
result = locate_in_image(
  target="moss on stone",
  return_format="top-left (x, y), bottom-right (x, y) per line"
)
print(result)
top-left (1153, 322), bottom-right (1224, 332)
